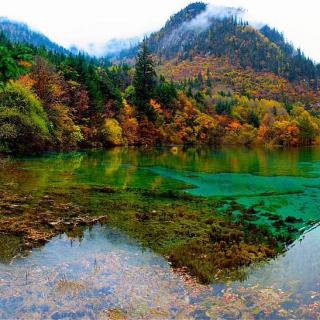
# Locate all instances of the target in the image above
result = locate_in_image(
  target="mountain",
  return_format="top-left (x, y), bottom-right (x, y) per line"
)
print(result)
top-left (117, 2), bottom-right (319, 87)
top-left (0, 17), bottom-right (70, 54)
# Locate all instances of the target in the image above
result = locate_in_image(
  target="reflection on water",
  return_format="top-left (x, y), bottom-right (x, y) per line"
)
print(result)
top-left (4, 146), bottom-right (320, 192)
top-left (6, 146), bottom-right (319, 226)
top-left (0, 224), bottom-right (320, 319)
top-left (1, 146), bottom-right (320, 318)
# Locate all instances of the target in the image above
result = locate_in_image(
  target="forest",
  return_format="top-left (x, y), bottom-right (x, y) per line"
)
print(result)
top-left (0, 3), bottom-right (320, 154)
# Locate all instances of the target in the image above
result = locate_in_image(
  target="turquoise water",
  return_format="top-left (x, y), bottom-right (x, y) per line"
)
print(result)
top-left (1, 146), bottom-right (320, 318)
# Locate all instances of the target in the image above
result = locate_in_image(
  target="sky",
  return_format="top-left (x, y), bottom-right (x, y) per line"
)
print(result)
top-left (0, 0), bottom-right (319, 61)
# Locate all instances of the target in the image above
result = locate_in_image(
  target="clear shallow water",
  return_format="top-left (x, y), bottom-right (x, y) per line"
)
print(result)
top-left (1, 146), bottom-right (320, 318)
top-left (0, 224), bottom-right (320, 319)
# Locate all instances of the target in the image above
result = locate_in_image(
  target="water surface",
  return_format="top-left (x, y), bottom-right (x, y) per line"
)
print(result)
top-left (1, 146), bottom-right (320, 318)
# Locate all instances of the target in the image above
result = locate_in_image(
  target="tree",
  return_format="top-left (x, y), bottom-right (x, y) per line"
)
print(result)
top-left (155, 76), bottom-right (177, 108)
top-left (0, 34), bottom-right (31, 87)
top-left (101, 118), bottom-right (123, 146)
top-left (293, 106), bottom-right (319, 145)
top-left (248, 110), bottom-right (260, 128)
top-left (133, 40), bottom-right (157, 118)
top-left (0, 82), bottom-right (50, 153)
top-left (30, 56), bottom-right (66, 108)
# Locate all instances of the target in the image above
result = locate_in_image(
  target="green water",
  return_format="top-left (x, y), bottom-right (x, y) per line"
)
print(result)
top-left (1, 146), bottom-right (320, 318)
top-left (3, 146), bottom-right (320, 226)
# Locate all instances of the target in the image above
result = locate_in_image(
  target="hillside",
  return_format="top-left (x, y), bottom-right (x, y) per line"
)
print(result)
top-left (0, 17), bottom-right (69, 54)
top-left (0, 3), bottom-right (320, 155)
top-left (118, 2), bottom-right (319, 89)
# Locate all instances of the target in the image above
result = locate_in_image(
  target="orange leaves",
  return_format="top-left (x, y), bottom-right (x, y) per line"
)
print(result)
top-left (228, 120), bottom-right (241, 130)
top-left (122, 100), bottom-right (135, 117)
top-left (30, 57), bottom-right (66, 107)
top-left (119, 100), bottom-right (139, 145)
top-left (138, 118), bottom-right (163, 146)
top-left (18, 60), bottom-right (32, 68)
top-left (258, 120), bottom-right (301, 147)
top-left (17, 74), bottom-right (35, 89)
top-left (150, 99), bottom-right (163, 114)
top-left (159, 55), bottom-right (319, 104)
top-left (258, 124), bottom-right (269, 140)
top-left (121, 117), bottom-right (139, 146)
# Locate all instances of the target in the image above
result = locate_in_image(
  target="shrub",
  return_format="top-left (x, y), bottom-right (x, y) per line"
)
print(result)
top-left (101, 118), bottom-right (123, 146)
top-left (49, 104), bottom-right (83, 149)
top-left (0, 82), bottom-right (50, 153)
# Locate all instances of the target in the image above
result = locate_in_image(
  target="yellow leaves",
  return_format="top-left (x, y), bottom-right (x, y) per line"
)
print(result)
top-left (50, 104), bottom-right (83, 147)
top-left (259, 119), bottom-right (300, 147)
top-left (195, 113), bottom-right (216, 129)
top-left (159, 54), bottom-right (311, 102)
top-left (67, 80), bottom-right (80, 90)
top-left (177, 92), bottom-right (193, 110)
top-left (119, 100), bottom-right (139, 145)
top-left (274, 121), bottom-right (300, 144)
top-left (101, 118), bottom-right (123, 146)
top-left (122, 100), bottom-right (135, 117)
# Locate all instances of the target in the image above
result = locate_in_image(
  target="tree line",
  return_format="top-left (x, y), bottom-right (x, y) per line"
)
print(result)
top-left (0, 34), bottom-right (320, 154)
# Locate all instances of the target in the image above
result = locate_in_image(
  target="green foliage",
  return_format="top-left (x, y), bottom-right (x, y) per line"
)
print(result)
top-left (124, 85), bottom-right (136, 104)
top-left (293, 106), bottom-right (320, 144)
top-left (48, 104), bottom-right (83, 149)
top-left (0, 35), bottom-right (31, 87)
top-left (133, 41), bottom-right (157, 118)
top-left (155, 76), bottom-right (177, 108)
top-left (0, 82), bottom-right (50, 153)
top-left (248, 111), bottom-right (260, 128)
top-left (215, 97), bottom-right (236, 115)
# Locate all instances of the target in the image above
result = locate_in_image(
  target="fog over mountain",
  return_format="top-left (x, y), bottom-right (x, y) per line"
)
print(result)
top-left (0, 0), bottom-right (319, 61)
top-left (85, 36), bottom-right (143, 57)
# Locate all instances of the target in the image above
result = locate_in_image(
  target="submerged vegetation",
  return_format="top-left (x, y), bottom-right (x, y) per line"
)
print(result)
top-left (86, 187), bottom-right (305, 283)
top-left (0, 183), bottom-right (305, 283)
top-left (0, 147), bottom-right (317, 283)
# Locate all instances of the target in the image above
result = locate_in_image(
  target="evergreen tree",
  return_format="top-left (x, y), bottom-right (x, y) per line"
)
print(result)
top-left (155, 76), bottom-right (177, 109)
top-left (133, 40), bottom-right (157, 118)
top-left (0, 33), bottom-right (31, 87)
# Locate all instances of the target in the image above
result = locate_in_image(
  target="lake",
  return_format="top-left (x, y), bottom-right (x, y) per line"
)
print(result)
top-left (1, 146), bottom-right (320, 319)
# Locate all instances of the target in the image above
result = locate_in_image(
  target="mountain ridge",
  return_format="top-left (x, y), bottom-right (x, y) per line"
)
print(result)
top-left (113, 2), bottom-right (319, 87)
top-left (0, 17), bottom-right (70, 55)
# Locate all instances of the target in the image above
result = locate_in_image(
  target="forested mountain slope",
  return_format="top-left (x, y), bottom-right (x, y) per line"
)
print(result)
top-left (0, 17), bottom-right (69, 54)
top-left (119, 2), bottom-right (319, 86)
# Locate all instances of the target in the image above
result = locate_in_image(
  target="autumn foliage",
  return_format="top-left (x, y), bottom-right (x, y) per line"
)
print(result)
top-left (0, 32), bottom-right (319, 154)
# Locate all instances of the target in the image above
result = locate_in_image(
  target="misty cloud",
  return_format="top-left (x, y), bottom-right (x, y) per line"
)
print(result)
top-left (185, 4), bottom-right (245, 32)
top-left (156, 4), bottom-right (247, 56)
top-left (183, 3), bottom-right (267, 34)
top-left (81, 36), bottom-right (143, 57)
top-left (0, 0), bottom-right (318, 61)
